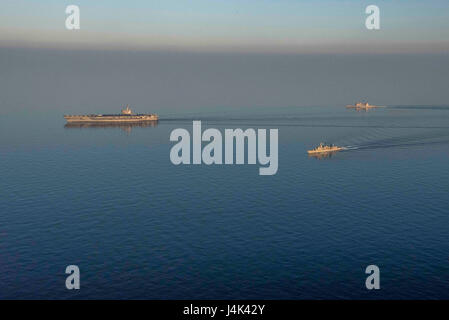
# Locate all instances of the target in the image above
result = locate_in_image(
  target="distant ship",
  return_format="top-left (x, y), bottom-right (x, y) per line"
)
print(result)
top-left (307, 142), bottom-right (344, 154)
top-left (346, 102), bottom-right (380, 110)
top-left (64, 105), bottom-right (158, 123)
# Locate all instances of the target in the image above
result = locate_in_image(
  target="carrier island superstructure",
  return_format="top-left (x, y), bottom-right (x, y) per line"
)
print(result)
top-left (64, 105), bottom-right (158, 123)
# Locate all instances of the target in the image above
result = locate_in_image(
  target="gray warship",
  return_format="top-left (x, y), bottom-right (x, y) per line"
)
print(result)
top-left (64, 105), bottom-right (158, 123)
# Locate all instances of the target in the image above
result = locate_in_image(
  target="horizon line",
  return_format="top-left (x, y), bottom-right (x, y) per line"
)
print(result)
top-left (1, 40), bottom-right (449, 55)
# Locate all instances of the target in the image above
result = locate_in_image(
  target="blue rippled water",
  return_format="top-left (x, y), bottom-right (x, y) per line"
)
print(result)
top-left (1, 105), bottom-right (449, 299)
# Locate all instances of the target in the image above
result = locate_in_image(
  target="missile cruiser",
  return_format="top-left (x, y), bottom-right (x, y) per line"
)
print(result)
top-left (64, 105), bottom-right (158, 123)
top-left (307, 142), bottom-right (344, 154)
top-left (345, 102), bottom-right (380, 110)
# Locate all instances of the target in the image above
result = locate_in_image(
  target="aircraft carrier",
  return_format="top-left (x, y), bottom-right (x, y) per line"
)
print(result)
top-left (64, 105), bottom-right (158, 123)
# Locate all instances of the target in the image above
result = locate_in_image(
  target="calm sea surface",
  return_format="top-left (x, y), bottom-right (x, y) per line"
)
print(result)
top-left (1, 105), bottom-right (449, 299)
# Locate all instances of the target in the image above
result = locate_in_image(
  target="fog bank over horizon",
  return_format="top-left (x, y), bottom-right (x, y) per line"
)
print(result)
top-left (2, 0), bottom-right (449, 55)
top-left (1, 47), bottom-right (449, 116)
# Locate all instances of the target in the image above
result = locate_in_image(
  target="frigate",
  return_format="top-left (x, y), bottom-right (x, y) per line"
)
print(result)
top-left (307, 142), bottom-right (344, 154)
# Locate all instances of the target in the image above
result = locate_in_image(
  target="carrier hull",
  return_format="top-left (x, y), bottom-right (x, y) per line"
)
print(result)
top-left (64, 114), bottom-right (159, 123)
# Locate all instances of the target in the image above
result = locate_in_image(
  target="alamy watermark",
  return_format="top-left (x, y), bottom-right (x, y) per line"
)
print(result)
top-left (365, 5), bottom-right (380, 30)
top-left (65, 265), bottom-right (80, 290)
top-left (64, 5), bottom-right (379, 33)
top-left (64, 4), bottom-right (379, 31)
top-left (365, 264), bottom-right (380, 290)
top-left (170, 121), bottom-right (278, 175)
top-left (65, 5), bottom-right (80, 30)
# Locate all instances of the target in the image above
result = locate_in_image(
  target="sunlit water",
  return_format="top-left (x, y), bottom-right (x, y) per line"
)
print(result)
top-left (1, 105), bottom-right (449, 299)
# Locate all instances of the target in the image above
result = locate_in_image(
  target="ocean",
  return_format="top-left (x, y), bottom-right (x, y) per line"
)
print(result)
top-left (1, 105), bottom-right (449, 299)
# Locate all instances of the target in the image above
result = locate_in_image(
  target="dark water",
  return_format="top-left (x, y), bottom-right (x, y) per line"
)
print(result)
top-left (1, 105), bottom-right (449, 299)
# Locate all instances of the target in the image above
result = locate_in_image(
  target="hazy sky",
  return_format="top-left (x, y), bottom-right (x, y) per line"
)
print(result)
top-left (1, 48), bottom-right (449, 114)
top-left (1, 0), bottom-right (449, 53)
top-left (1, 1), bottom-right (449, 112)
